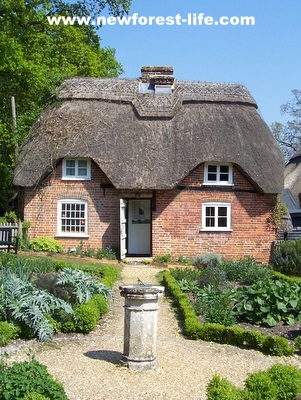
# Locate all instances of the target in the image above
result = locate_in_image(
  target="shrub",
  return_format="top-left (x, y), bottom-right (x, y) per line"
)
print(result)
top-left (244, 371), bottom-right (278, 400)
top-left (206, 374), bottom-right (242, 400)
top-left (23, 393), bottom-right (50, 400)
top-left (90, 293), bottom-right (108, 316)
top-left (100, 265), bottom-right (120, 288)
top-left (153, 254), bottom-right (172, 263)
top-left (75, 303), bottom-right (99, 333)
top-left (268, 364), bottom-right (301, 399)
top-left (30, 237), bottom-right (64, 254)
top-left (294, 335), bottom-right (301, 351)
top-left (243, 330), bottom-right (265, 349)
top-left (262, 334), bottom-right (294, 356)
top-left (0, 358), bottom-right (67, 400)
top-left (271, 239), bottom-right (301, 276)
top-left (0, 321), bottom-right (18, 346)
top-left (191, 253), bottom-right (222, 270)
top-left (207, 364), bottom-right (301, 400)
top-left (219, 258), bottom-right (272, 284)
top-left (223, 326), bottom-right (245, 346)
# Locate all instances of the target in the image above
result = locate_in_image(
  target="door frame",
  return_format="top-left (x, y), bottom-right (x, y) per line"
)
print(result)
top-left (120, 198), bottom-right (152, 258)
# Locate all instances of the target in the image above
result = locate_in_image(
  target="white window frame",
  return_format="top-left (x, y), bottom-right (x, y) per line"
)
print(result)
top-left (62, 158), bottom-right (91, 180)
top-left (56, 199), bottom-right (89, 237)
top-left (204, 163), bottom-right (233, 186)
top-left (201, 202), bottom-right (232, 231)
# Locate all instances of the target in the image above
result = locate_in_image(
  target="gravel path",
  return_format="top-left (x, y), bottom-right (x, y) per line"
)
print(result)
top-left (4, 264), bottom-right (301, 400)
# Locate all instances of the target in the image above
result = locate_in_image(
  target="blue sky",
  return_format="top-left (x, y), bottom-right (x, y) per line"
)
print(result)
top-left (98, 0), bottom-right (301, 126)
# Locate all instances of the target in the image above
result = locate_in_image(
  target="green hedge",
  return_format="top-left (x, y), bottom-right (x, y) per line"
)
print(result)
top-left (162, 270), bottom-right (295, 356)
top-left (207, 364), bottom-right (301, 400)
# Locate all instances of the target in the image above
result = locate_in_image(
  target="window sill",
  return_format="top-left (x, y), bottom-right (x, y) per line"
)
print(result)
top-left (200, 229), bottom-right (233, 233)
top-left (62, 178), bottom-right (91, 181)
top-left (202, 183), bottom-right (234, 187)
top-left (55, 234), bottom-right (90, 238)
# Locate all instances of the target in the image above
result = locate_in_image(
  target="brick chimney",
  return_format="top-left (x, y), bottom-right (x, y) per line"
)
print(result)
top-left (139, 66), bottom-right (175, 94)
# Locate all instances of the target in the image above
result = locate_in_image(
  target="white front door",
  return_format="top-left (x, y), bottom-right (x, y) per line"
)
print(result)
top-left (128, 199), bottom-right (151, 255)
top-left (120, 199), bottom-right (127, 260)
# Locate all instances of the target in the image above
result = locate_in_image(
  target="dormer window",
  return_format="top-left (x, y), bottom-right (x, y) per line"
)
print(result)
top-left (204, 163), bottom-right (233, 185)
top-left (62, 158), bottom-right (91, 180)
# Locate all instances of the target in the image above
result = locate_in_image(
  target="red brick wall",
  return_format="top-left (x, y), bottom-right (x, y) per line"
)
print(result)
top-left (23, 161), bottom-right (277, 262)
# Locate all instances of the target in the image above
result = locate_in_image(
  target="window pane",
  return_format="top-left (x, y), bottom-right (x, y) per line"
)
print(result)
top-left (205, 207), bottom-right (215, 227)
top-left (207, 165), bottom-right (217, 181)
top-left (78, 160), bottom-right (87, 168)
top-left (60, 202), bottom-right (86, 234)
top-left (218, 207), bottom-right (228, 227)
top-left (66, 160), bottom-right (75, 167)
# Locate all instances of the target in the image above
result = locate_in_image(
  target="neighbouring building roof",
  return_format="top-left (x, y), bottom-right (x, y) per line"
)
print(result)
top-left (284, 151), bottom-right (301, 202)
top-left (13, 68), bottom-right (284, 193)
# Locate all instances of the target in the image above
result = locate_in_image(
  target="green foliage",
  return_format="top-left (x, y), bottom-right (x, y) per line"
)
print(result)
top-left (153, 254), bottom-right (172, 263)
top-left (95, 246), bottom-right (117, 260)
top-left (294, 335), bottom-right (301, 351)
top-left (191, 253), bottom-right (222, 270)
top-left (56, 267), bottom-right (112, 304)
top-left (233, 278), bottom-right (301, 327)
top-left (74, 303), bottom-right (99, 333)
top-left (218, 258), bottom-right (272, 284)
top-left (271, 239), bottom-right (301, 276)
top-left (162, 269), bottom-right (295, 356)
top-left (206, 374), bottom-right (242, 400)
top-left (0, 212), bottom-right (18, 223)
top-left (0, 321), bottom-right (18, 346)
top-left (30, 237), bottom-right (64, 253)
top-left (0, 269), bottom-right (74, 342)
top-left (23, 393), bottom-right (50, 400)
top-left (176, 255), bottom-right (191, 265)
top-left (0, 0), bottom-right (127, 212)
top-left (262, 335), bottom-right (294, 356)
top-left (193, 285), bottom-right (236, 326)
top-left (0, 357), bottom-right (67, 400)
top-left (207, 364), bottom-right (301, 400)
top-left (170, 267), bottom-right (200, 281)
top-left (99, 265), bottom-right (120, 288)
top-left (268, 364), bottom-right (301, 399)
top-left (244, 371), bottom-right (278, 400)
top-left (267, 195), bottom-right (288, 233)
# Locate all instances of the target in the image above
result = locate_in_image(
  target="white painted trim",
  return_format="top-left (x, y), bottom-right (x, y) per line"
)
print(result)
top-left (204, 163), bottom-right (233, 185)
top-left (201, 202), bottom-right (231, 231)
top-left (62, 158), bottom-right (91, 180)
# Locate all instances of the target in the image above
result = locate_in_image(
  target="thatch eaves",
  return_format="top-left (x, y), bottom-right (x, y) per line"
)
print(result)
top-left (13, 77), bottom-right (284, 194)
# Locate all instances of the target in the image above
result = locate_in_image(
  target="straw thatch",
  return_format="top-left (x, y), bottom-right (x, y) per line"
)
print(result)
top-left (13, 77), bottom-right (284, 193)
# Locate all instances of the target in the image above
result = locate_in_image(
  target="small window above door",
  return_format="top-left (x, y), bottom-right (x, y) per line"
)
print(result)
top-left (62, 158), bottom-right (91, 180)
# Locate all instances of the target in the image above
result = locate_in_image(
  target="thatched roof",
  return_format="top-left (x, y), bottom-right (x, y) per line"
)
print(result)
top-left (284, 151), bottom-right (301, 202)
top-left (13, 76), bottom-right (284, 193)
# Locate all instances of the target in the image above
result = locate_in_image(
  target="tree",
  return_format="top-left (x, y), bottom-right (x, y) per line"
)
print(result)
top-left (271, 89), bottom-right (301, 161)
top-left (0, 0), bottom-right (131, 213)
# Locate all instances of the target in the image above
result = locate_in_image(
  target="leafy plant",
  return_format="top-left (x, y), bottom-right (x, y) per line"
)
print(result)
top-left (206, 374), bottom-right (242, 400)
top-left (1, 270), bottom-right (74, 342)
top-left (191, 253), bottom-right (222, 270)
top-left (0, 357), bottom-right (67, 400)
top-left (207, 364), bottom-right (301, 400)
top-left (218, 257), bottom-right (272, 284)
top-left (233, 278), bottom-right (301, 327)
top-left (0, 321), bottom-right (19, 346)
top-left (198, 265), bottom-right (229, 289)
top-left (56, 268), bottom-right (113, 304)
top-left (271, 238), bottom-right (301, 276)
top-left (30, 237), bottom-right (64, 254)
top-left (153, 254), bottom-right (172, 263)
top-left (193, 285), bottom-right (236, 326)
top-left (176, 255), bottom-right (191, 266)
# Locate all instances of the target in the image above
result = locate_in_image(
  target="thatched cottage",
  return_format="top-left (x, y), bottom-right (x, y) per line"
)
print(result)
top-left (13, 66), bottom-right (284, 262)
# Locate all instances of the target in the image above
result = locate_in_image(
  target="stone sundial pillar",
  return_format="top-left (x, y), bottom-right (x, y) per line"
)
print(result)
top-left (119, 284), bottom-right (165, 371)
